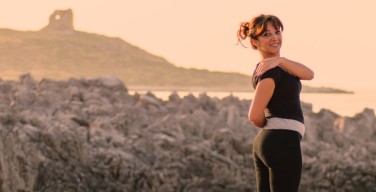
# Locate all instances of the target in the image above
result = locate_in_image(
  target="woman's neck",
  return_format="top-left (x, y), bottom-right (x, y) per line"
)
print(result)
top-left (260, 52), bottom-right (280, 59)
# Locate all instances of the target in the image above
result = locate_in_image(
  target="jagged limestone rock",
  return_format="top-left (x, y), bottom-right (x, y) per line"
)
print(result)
top-left (0, 74), bottom-right (375, 191)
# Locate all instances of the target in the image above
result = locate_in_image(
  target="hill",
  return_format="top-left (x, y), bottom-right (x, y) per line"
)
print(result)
top-left (0, 9), bottom-right (351, 93)
top-left (0, 27), bottom-right (255, 92)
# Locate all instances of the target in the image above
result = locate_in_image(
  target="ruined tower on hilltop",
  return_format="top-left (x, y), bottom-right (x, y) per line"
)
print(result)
top-left (40, 9), bottom-right (75, 34)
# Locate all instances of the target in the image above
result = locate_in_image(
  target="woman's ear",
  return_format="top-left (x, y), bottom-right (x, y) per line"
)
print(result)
top-left (250, 39), bottom-right (258, 49)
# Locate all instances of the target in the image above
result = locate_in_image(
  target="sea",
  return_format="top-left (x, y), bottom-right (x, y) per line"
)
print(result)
top-left (128, 90), bottom-right (376, 117)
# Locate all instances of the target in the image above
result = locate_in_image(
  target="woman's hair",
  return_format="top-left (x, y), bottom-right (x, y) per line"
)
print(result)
top-left (237, 14), bottom-right (284, 49)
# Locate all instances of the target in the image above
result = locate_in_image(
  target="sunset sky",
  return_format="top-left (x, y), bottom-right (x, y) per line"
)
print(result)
top-left (1, 0), bottom-right (375, 93)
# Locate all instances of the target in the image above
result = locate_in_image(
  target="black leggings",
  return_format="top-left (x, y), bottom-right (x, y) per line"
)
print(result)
top-left (253, 129), bottom-right (302, 192)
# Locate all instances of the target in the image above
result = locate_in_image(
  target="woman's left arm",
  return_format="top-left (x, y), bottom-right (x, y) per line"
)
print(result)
top-left (256, 57), bottom-right (314, 80)
top-left (278, 57), bottom-right (314, 80)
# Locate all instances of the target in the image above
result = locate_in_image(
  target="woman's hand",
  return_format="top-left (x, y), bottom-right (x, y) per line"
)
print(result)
top-left (255, 57), bottom-right (281, 76)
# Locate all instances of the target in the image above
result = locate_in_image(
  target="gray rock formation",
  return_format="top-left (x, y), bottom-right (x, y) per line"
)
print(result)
top-left (0, 74), bottom-right (375, 191)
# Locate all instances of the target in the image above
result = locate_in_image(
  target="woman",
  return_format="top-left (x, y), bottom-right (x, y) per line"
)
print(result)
top-left (237, 14), bottom-right (314, 191)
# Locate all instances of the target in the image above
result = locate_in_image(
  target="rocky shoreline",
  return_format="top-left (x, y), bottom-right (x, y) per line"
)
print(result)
top-left (0, 74), bottom-right (375, 191)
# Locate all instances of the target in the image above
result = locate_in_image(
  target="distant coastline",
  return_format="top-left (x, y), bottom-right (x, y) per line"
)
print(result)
top-left (301, 86), bottom-right (354, 94)
top-left (127, 85), bottom-right (354, 94)
top-left (127, 86), bottom-right (252, 92)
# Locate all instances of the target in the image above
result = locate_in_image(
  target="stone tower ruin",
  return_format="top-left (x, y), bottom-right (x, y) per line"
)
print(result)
top-left (40, 9), bottom-right (75, 34)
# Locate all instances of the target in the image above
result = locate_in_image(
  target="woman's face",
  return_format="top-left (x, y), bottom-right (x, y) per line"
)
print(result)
top-left (251, 22), bottom-right (282, 58)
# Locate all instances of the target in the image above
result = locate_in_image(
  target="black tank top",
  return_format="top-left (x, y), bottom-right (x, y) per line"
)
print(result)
top-left (252, 66), bottom-right (304, 123)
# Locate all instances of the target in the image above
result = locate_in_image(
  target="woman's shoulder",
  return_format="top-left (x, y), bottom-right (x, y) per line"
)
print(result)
top-left (253, 66), bottom-right (281, 88)
top-left (260, 66), bottom-right (281, 79)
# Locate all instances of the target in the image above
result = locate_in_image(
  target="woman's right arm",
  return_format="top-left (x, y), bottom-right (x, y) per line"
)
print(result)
top-left (248, 78), bottom-right (275, 128)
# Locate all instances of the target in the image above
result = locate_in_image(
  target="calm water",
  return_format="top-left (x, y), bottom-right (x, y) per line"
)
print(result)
top-left (129, 90), bottom-right (376, 117)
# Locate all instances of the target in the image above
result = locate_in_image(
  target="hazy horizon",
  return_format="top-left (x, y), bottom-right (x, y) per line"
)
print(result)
top-left (1, 0), bottom-right (375, 93)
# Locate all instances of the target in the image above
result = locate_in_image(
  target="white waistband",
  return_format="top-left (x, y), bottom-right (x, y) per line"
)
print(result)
top-left (263, 117), bottom-right (305, 137)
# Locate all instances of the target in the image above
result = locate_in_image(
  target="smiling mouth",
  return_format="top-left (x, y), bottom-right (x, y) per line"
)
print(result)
top-left (270, 43), bottom-right (279, 47)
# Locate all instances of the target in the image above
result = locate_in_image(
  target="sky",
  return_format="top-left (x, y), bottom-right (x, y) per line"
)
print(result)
top-left (1, 0), bottom-right (376, 93)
